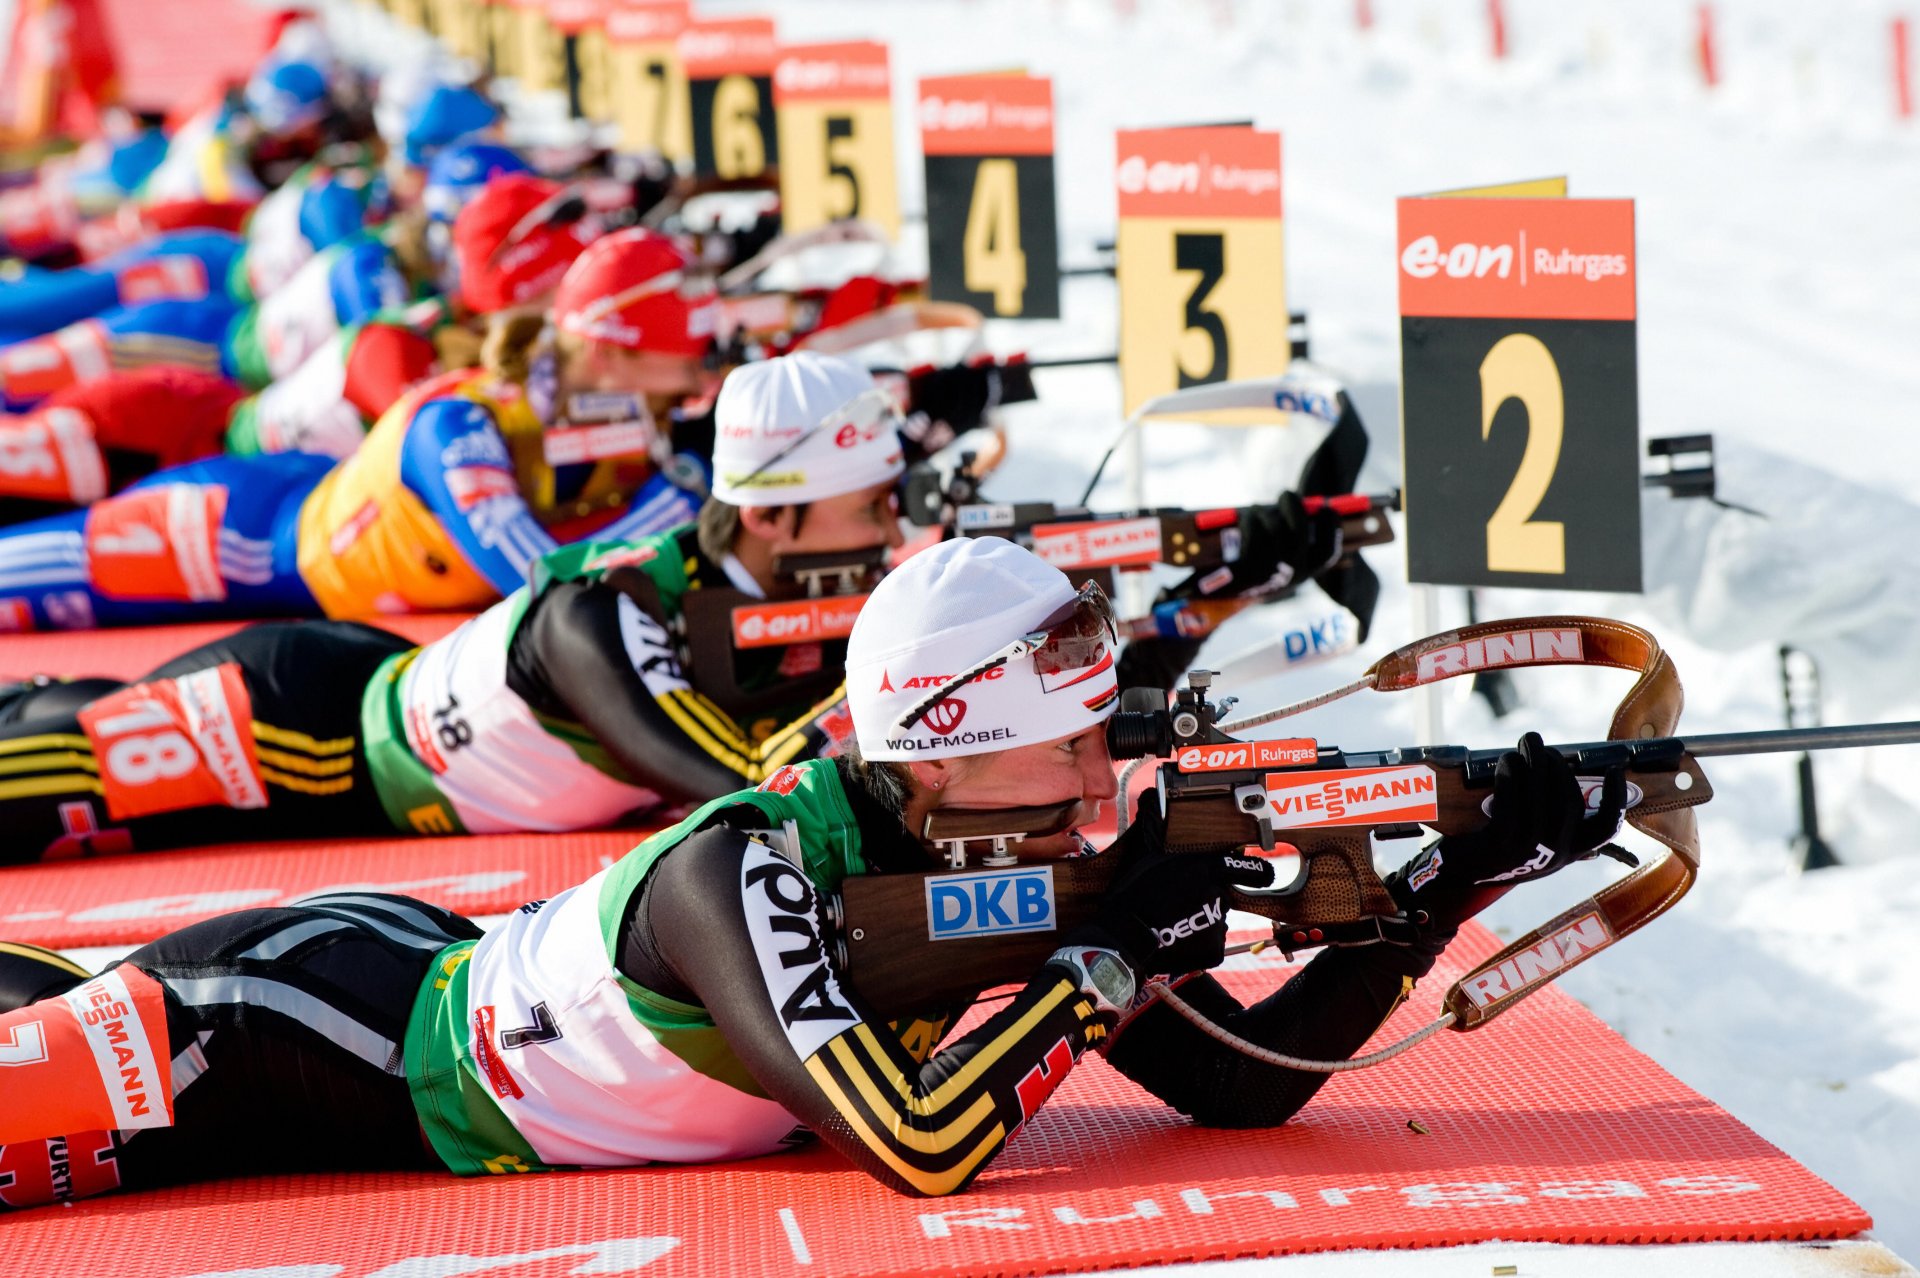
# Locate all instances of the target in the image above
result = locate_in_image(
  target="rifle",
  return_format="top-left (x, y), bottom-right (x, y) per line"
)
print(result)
top-left (827, 615), bottom-right (1920, 1035)
top-left (903, 453), bottom-right (1399, 641)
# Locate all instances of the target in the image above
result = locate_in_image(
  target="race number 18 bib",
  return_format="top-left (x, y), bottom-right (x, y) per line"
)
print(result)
top-left (84, 483), bottom-right (228, 602)
top-left (78, 662), bottom-right (267, 820)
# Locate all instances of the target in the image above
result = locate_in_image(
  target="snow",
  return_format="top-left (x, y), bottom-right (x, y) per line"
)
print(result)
top-left (680, 0), bottom-right (1920, 1259)
top-left (36, 0), bottom-right (1920, 1262)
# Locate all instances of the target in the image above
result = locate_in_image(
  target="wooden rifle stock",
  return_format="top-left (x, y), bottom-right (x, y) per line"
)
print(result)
top-left (832, 742), bottom-right (1713, 1024)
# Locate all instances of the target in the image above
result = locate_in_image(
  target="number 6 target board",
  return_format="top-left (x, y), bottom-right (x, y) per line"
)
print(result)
top-left (681, 16), bottom-right (780, 184)
top-left (1116, 126), bottom-right (1287, 414)
top-left (775, 41), bottom-right (900, 237)
top-left (919, 74), bottom-right (1060, 319)
top-left (1398, 197), bottom-right (1641, 592)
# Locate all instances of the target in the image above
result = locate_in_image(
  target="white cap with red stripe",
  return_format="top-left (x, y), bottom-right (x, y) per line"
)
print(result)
top-left (847, 537), bottom-right (1120, 761)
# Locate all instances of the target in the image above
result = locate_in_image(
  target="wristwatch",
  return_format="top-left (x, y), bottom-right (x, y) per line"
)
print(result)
top-left (1047, 945), bottom-right (1136, 1016)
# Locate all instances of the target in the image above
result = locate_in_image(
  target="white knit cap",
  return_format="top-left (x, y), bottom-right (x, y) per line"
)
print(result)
top-left (709, 351), bottom-right (906, 507)
top-left (847, 537), bottom-right (1119, 761)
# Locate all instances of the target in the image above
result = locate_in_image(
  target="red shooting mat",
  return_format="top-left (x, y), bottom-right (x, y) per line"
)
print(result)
top-left (0, 615), bottom-right (471, 680)
top-left (0, 831), bottom-right (644, 948)
top-left (98, 0), bottom-right (276, 113)
top-left (0, 926), bottom-right (1869, 1274)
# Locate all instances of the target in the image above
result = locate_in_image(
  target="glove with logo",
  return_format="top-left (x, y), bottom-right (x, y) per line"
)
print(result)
top-left (1388, 731), bottom-right (1635, 931)
top-left (1070, 793), bottom-right (1276, 978)
top-left (1178, 492), bottom-right (1343, 601)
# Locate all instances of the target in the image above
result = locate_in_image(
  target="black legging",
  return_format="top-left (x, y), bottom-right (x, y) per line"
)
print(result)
top-left (0, 619), bottom-right (410, 864)
top-left (0, 893), bottom-right (481, 1210)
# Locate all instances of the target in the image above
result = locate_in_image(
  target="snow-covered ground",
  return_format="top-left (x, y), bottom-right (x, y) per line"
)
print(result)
top-left (667, 0), bottom-right (1920, 1258)
top-left (37, 0), bottom-right (1920, 1260)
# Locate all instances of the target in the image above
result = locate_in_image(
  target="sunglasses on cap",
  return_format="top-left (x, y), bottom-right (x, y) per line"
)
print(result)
top-left (563, 262), bottom-right (717, 335)
top-left (487, 188), bottom-right (591, 270)
top-left (892, 580), bottom-right (1119, 735)
top-left (724, 385), bottom-right (905, 492)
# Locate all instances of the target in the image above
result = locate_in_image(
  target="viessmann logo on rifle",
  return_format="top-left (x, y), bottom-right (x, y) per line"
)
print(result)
top-left (1265, 765), bottom-right (1439, 828)
top-left (1030, 517), bottom-right (1163, 570)
top-left (1177, 738), bottom-right (1318, 773)
top-left (731, 595), bottom-right (869, 648)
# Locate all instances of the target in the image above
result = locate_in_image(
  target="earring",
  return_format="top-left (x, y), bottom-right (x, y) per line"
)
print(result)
top-left (930, 779), bottom-right (944, 791)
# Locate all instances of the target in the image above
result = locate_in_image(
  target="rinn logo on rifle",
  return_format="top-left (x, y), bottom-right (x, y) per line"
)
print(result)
top-left (1414, 628), bottom-right (1583, 683)
top-left (1460, 910), bottom-right (1615, 1009)
top-left (926, 866), bottom-right (1057, 940)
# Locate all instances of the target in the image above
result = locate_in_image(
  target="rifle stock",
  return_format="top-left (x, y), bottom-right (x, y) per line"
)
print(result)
top-left (832, 744), bottom-right (1712, 1024)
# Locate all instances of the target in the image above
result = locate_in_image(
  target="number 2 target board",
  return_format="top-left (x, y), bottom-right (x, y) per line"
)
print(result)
top-left (776, 41), bottom-right (900, 237)
top-left (1398, 197), bottom-right (1642, 592)
top-left (681, 16), bottom-right (780, 183)
top-left (1116, 126), bottom-right (1287, 415)
top-left (919, 74), bottom-right (1060, 319)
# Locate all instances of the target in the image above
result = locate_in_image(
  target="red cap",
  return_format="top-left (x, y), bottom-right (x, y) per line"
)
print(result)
top-left (452, 173), bottom-right (598, 314)
top-left (552, 227), bottom-right (717, 358)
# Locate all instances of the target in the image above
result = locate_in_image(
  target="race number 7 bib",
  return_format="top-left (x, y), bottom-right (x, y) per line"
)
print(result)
top-left (84, 484), bottom-right (228, 602)
top-left (78, 662), bottom-right (267, 820)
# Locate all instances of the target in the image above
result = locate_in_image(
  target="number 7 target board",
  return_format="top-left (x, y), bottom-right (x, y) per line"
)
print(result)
top-left (776, 41), bottom-right (900, 237)
top-left (605, 1), bottom-right (692, 162)
top-left (1117, 127), bottom-right (1287, 414)
top-left (682, 16), bottom-right (780, 184)
top-left (920, 74), bottom-right (1061, 319)
top-left (1398, 197), bottom-right (1642, 592)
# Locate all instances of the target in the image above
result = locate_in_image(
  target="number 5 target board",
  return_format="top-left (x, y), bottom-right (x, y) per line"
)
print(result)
top-left (776, 41), bottom-right (901, 237)
top-left (1117, 127), bottom-right (1287, 414)
top-left (919, 74), bottom-right (1060, 319)
top-left (682, 16), bottom-right (780, 184)
top-left (1398, 197), bottom-right (1641, 592)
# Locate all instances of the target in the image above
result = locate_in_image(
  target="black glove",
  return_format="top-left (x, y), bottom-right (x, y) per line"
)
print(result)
top-left (1070, 793), bottom-right (1276, 977)
top-left (1184, 492), bottom-right (1343, 600)
top-left (1389, 732), bottom-right (1635, 929)
top-left (901, 361), bottom-right (1037, 460)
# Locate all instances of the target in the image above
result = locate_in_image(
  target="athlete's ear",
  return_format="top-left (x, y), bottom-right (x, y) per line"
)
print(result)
top-left (908, 759), bottom-right (960, 798)
top-left (737, 505), bottom-right (792, 543)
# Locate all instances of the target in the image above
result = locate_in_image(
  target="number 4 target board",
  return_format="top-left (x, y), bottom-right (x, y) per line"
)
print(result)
top-left (919, 75), bottom-right (1060, 319)
top-left (1116, 126), bottom-right (1287, 415)
top-left (776, 41), bottom-right (901, 237)
top-left (682, 16), bottom-right (780, 183)
top-left (1398, 197), bottom-right (1641, 592)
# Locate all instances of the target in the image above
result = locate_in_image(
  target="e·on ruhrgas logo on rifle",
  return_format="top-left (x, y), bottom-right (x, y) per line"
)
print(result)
top-left (1396, 197), bottom-right (1635, 322)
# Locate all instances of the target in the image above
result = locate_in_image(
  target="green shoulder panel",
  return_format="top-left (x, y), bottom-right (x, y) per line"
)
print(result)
top-left (529, 523), bottom-right (698, 614)
top-left (592, 756), bottom-right (867, 958)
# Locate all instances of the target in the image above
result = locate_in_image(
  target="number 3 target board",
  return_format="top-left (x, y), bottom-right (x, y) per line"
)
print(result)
top-left (1398, 197), bottom-right (1641, 592)
top-left (1116, 126), bottom-right (1287, 415)
top-left (919, 75), bottom-right (1060, 319)
top-left (776, 41), bottom-right (900, 237)
top-left (682, 16), bottom-right (780, 183)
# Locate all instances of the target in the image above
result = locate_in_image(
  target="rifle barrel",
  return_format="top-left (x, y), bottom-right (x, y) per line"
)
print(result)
top-left (1681, 721), bottom-right (1920, 757)
top-left (1405, 720), bottom-right (1920, 782)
